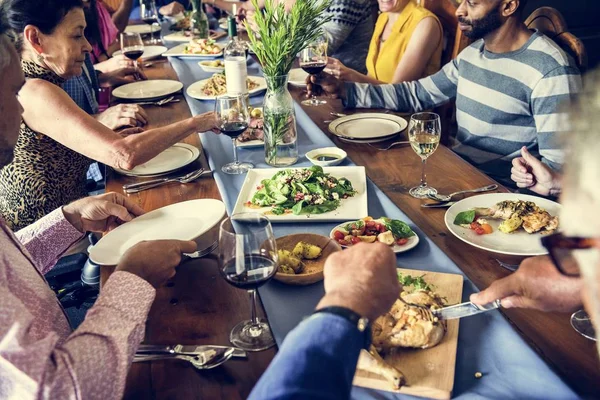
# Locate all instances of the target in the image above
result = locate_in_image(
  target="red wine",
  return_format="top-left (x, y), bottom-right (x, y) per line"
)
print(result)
top-left (221, 255), bottom-right (276, 290)
top-left (220, 121), bottom-right (248, 138)
top-left (301, 62), bottom-right (326, 75)
top-left (143, 17), bottom-right (158, 25)
top-left (123, 50), bottom-right (144, 61)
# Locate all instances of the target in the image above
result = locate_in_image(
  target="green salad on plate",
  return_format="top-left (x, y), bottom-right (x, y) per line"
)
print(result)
top-left (246, 166), bottom-right (356, 215)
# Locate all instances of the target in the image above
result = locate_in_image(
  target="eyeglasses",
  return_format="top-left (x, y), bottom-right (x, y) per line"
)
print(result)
top-left (541, 232), bottom-right (596, 277)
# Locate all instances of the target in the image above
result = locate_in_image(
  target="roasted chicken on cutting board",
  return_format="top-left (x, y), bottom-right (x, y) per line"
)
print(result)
top-left (357, 275), bottom-right (446, 389)
top-left (475, 200), bottom-right (559, 234)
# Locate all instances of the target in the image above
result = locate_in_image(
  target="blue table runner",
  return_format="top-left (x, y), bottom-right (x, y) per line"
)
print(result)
top-left (162, 35), bottom-right (578, 399)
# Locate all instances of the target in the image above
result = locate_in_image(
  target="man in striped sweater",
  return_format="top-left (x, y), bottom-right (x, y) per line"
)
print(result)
top-left (309, 0), bottom-right (582, 187)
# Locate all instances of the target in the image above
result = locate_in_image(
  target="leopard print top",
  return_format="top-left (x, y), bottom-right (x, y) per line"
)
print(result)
top-left (0, 61), bottom-right (92, 231)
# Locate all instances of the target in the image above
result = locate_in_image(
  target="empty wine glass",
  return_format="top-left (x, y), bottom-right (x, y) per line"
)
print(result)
top-left (141, 0), bottom-right (160, 44)
top-left (120, 32), bottom-right (144, 73)
top-left (408, 112), bottom-right (441, 199)
top-left (299, 36), bottom-right (328, 107)
top-left (215, 94), bottom-right (254, 174)
top-left (219, 213), bottom-right (278, 351)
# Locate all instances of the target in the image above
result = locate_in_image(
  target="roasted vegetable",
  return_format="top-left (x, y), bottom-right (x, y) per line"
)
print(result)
top-left (498, 214), bottom-right (522, 233)
top-left (292, 241), bottom-right (322, 260)
top-left (277, 249), bottom-right (303, 273)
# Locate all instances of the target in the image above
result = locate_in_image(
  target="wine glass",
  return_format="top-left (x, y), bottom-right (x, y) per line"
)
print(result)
top-left (299, 36), bottom-right (328, 107)
top-left (120, 32), bottom-right (144, 74)
top-left (218, 213), bottom-right (278, 351)
top-left (141, 0), bottom-right (160, 44)
top-left (571, 310), bottom-right (597, 341)
top-left (215, 94), bottom-right (254, 174)
top-left (408, 112), bottom-right (441, 199)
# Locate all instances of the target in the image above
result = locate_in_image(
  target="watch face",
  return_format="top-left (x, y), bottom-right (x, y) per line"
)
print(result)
top-left (357, 317), bottom-right (369, 332)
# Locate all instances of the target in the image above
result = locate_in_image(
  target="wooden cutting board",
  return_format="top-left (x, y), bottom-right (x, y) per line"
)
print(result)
top-left (353, 267), bottom-right (464, 400)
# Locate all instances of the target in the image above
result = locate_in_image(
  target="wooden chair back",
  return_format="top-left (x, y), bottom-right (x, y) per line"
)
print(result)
top-left (525, 7), bottom-right (588, 71)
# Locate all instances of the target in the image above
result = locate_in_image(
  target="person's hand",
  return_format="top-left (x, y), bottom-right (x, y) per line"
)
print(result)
top-left (98, 66), bottom-right (147, 88)
top-left (95, 55), bottom-right (135, 74)
top-left (118, 126), bottom-right (145, 137)
top-left (511, 146), bottom-right (561, 196)
top-left (316, 242), bottom-right (400, 320)
top-left (323, 57), bottom-right (354, 82)
top-left (96, 104), bottom-right (148, 130)
top-left (116, 239), bottom-right (197, 288)
top-left (62, 192), bottom-right (146, 233)
top-left (159, 1), bottom-right (185, 16)
top-left (236, 1), bottom-right (256, 22)
top-left (470, 256), bottom-right (583, 313)
top-left (193, 111), bottom-right (220, 134)
top-left (306, 73), bottom-right (344, 100)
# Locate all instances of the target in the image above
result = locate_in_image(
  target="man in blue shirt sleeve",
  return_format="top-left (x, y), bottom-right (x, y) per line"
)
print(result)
top-left (248, 242), bottom-right (400, 400)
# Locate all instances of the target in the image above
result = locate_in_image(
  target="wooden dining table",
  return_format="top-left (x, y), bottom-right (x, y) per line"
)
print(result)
top-left (101, 52), bottom-right (600, 398)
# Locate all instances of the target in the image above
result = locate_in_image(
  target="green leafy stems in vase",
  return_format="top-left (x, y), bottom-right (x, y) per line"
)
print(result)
top-left (245, 0), bottom-right (332, 166)
top-left (190, 0), bottom-right (209, 40)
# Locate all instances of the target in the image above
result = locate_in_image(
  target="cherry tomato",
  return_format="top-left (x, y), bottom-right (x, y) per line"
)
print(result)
top-left (396, 238), bottom-right (408, 246)
top-left (470, 222), bottom-right (481, 230)
top-left (378, 224), bottom-right (387, 233)
top-left (366, 221), bottom-right (376, 228)
top-left (333, 230), bottom-right (345, 240)
top-left (351, 237), bottom-right (361, 245)
top-left (475, 227), bottom-right (485, 235)
top-left (338, 239), bottom-right (350, 246)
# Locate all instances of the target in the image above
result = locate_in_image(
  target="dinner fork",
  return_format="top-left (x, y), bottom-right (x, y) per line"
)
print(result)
top-left (124, 168), bottom-right (206, 194)
top-left (495, 259), bottom-right (519, 272)
top-left (367, 141), bottom-right (410, 151)
top-left (133, 96), bottom-right (180, 106)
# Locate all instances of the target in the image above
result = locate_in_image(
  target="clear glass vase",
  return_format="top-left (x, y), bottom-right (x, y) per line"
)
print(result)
top-left (190, 0), bottom-right (209, 40)
top-left (263, 74), bottom-right (298, 167)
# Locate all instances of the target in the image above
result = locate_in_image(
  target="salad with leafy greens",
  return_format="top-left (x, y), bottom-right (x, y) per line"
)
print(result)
top-left (247, 166), bottom-right (356, 215)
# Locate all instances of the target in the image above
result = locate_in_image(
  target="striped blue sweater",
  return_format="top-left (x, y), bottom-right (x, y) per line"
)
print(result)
top-left (344, 31), bottom-right (582, 187)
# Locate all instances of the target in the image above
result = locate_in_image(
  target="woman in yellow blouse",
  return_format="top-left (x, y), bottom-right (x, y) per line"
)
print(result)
top-left (324, 0), bottom-right (443, 84)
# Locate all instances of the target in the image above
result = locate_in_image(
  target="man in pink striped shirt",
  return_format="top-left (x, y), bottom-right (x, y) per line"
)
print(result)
top-left (0, 21), bottom-right (196, 399)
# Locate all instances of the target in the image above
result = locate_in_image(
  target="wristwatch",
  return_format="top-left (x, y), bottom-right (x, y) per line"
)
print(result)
top-left (314, 306), bottom-right (371, 349)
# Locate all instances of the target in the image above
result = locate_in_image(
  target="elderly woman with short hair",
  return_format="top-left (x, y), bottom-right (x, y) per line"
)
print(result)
top-left (0, 0), bottom-right (216, 230)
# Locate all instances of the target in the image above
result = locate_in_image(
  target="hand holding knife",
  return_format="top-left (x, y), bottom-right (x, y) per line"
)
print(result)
top-left (433, 299), bottom-right (501, 320)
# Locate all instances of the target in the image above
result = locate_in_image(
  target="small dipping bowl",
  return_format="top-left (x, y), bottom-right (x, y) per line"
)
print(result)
top-left (306, 147), bottom-right (347, 167)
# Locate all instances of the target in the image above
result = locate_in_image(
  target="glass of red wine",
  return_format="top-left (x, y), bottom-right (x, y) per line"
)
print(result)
top-left (299, 36), bottom-right (328, 107)
top-left (120, 32), bottom-right (144, 74)
top-left (215, 94), bottom-right (254, 174)
top-left (141, 0), bottom-right (160, 44)
top-left (218, 213), bottom-right (278, 351)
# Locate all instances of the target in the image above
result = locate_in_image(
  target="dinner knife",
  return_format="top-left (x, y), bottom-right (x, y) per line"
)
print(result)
top-left (136, 344), bottom-right (247, 359)
top-left (421, 201), bottom-right (456, 208)
top-left (433, 299), bottom-right (501, 320)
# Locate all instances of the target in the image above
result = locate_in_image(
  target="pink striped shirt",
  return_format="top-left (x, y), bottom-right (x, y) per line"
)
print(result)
top-left (0, 208), bottom-right (155, 399)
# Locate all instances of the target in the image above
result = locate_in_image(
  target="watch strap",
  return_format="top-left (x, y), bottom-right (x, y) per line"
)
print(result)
top-left (314, 306), bottom-right (371, 349)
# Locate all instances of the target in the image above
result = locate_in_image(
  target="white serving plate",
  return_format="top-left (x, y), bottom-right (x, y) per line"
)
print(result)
top-left (198, 60), bottom-right (225, 73)
top-left (125, 24), bottom-right (161, 35)
top-left (232, 166), bottom-right (368, 222)
top-left (113, 45), bottom-right (167, 61)
top-left (89, 199), bottom-right (226, 266)
top-left (114, 143), bottom-right (200, 177)
top-left (444, 193), bottom-right (561, 256)
top-left (328, 113), bottom-right (407, 141)
top-left (112, 79), bottom-right (183, 100)
top-left (306, 147), bottom-right (347, 166)
top-left (330, 220), bottom-right (420, 253)
top-left (288, 68), bottom-right (309, 87)
top-left (163, 42), bottom-right (223, 58)
top-left (186, 76), bottom-right (267, 101)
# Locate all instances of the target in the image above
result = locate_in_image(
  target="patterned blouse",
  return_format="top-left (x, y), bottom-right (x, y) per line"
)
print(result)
top-left (0, 61), bottom-right (92, 231)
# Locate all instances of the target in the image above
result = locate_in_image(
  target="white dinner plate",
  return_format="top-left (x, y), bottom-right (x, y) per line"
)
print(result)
top-left (89, 199), bottom-right (226, 266)
top-left (112, 79), bottom-right (183, 100)
top-left (328, 113), bottom-right (407, 141)
top-left (125, 24), bottom-right (161, 35)
top-left (198, 60), bottom-right (225, 73)
top-left (236, 107), bottom-right (263, 148)
top-left (232, 166), bottom-right (368, 222)
top-left (330, 220), bottom-right (419, 253)
top-left (163, 43), bottom-right (223, 58)
top-left (114, 143), bottom-right (200, 177)
top-left (113, 45), bottom-right (167, 61)
top-left (288, 68), bottom-right (309, 87)
top-left (186, 76), bottom-right (267, 101)
top-left (444, 193), bottom-right (561, 256)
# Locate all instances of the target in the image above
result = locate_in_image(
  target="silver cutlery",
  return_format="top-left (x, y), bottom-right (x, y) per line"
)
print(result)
top-left (133, 96), bottom-right (180, 106)
top-left (137, 344), bottom-right (247, 359)
top-left (426, 184), bottom-right (498, 202)
top-left (330, 111), bottom-right (347, 117)
top-left (134, 348), bottom-right (236, 370)
top-left (368, 141), bottom-right (410, 151)
top-left (433, 299), bottom-right (501, 320)
top-left (495, 259), bottom-right (519, 272)
top-left (123, 169), bottom-right (207, 194)
top-left (421, 201), bottom-right (456, 208)
top-left (183, 241), bottom-right (218, 259)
